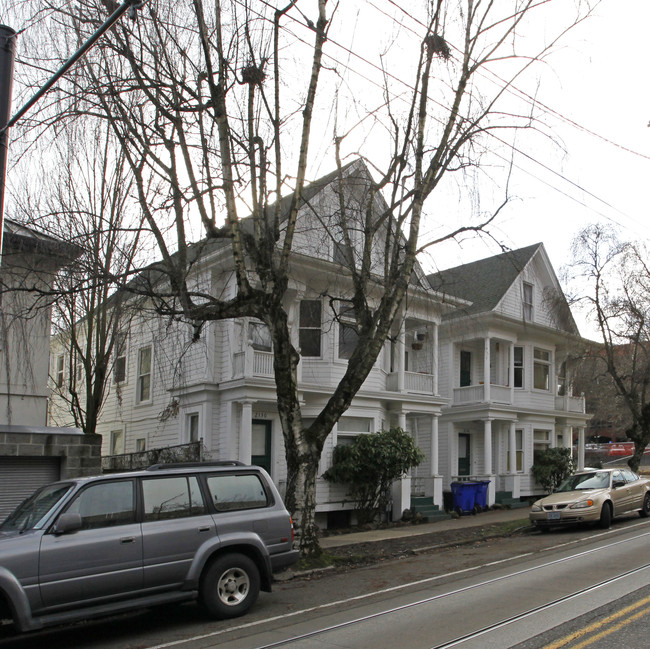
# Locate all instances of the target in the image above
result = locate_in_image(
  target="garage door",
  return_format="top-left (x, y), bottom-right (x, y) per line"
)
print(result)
top-left (0, 457), bottom-right (61, 522)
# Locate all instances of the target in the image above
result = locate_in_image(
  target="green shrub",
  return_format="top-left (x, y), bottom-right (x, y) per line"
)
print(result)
top-left (531, 447), bottom-right (575, 493)
top-left (323, 427), bottom-right (424, 524)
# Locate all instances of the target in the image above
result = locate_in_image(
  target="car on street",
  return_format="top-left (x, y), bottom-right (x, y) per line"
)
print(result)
top-left (0, 461), bottom-right (299, 633)
top-left (530, 467), bottom-right (650, 531)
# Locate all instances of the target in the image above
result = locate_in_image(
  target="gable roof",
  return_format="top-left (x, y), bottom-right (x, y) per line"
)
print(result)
top-left (426, 243), bottom-right (542, 316)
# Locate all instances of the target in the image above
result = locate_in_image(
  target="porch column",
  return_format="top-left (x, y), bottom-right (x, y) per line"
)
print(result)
top-left (397, 319), bottom-right (405, 392)
top-left (509, 342), bottom-right (515, 403)
top-left (430, 416), bottom-right (439, 475)
top-left (432, 323), bottom-right (439, 395)
top-left (430, 415), bottom-right (443, 510)
top-left (577, 426), bottom-right (585, 471)
top-left (484, 337), bottom-right (491, 402)
top-left (239, 400), bottom-right (254, 464)
top-left (392, 409), bottom-right (411, 521)
top-left (563, 425), bottom-right (572, 450)
top-left (483, 418), bottom-right (493, 475)
top-left (397, 411), bottom-right (407, 430)
top-left (509, 421), bottom-right (517, 474)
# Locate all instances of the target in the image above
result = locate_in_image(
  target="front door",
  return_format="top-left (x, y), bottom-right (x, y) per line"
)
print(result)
top-left (252, 420), bottom-right (272, 474)
top-left (458, 433), bottom-right (471, 476)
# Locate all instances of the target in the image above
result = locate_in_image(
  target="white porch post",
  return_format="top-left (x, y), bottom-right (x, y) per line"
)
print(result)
top-left (397, 319), bottom-right (405, 392)
top-left (484, 418), bottom-right (495, 505)
top-left (509, 422), bottom-right (517, 474)
top-left (563, 425), bottom-right (572, 450)
top-left (430, 416), bottom-right (443, 509)
top-left (239, 400), bottom-right (254, 464)
top-left (432, 323), bottom-right (439, 395)
top-left (509, 342), bottom-right (515, 403)
top-left (484, 337), bottom-right (491, 402)
top-left (483, 418), bottom-right (493, 475)
top-left (391, 410), bottom-right (411, 521)
top-left (577, 426), bottom-right (586, 470)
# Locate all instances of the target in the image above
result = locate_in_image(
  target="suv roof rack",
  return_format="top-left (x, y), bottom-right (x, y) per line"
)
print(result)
top-left (146, 461), bottom-right (247, 471)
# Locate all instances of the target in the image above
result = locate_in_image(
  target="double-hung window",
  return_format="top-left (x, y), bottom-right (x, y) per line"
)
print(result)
top-left (523, 282), bottom-right (533, 321)
top-left (54, 354), bottom-right (65, 388)
top-left (513, 346), bottom-right (524, 388)
top-left (533, 348), bottom-right (551, 391)
top-left (113, 333), bottom-right (128, 384)
top-left (136, 345), bottom-right (152, 403)
top-left (337, 302), bottom-right (359, 360)
top-left (299, 300), bottom-right (322, 357)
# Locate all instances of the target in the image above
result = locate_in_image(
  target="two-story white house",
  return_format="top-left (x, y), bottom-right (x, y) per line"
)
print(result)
top-left (49, 163), bottom-right (590, 526)
top-left (50, 162), bottom-right (468, 528)
top-left (427, 244), bottom-right (590, 507)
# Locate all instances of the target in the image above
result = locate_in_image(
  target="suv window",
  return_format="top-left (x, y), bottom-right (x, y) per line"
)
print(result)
top-left (142, 476), bottom-right (206, 521)
top-left (207, 474), bottom-right (269, 511)
top-left (66, 480), bottom-right (135, 529)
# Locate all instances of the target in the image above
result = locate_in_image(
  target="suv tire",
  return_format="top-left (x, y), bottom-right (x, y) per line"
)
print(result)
top-left (200, 553), bottom-right (260, 619)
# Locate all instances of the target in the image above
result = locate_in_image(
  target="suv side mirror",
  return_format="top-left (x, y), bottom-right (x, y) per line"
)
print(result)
top-left (53, 512), bottom-right (82, 535)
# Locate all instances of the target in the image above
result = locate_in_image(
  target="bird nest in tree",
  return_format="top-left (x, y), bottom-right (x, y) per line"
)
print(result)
top-left (425, 33), bottom-right (451, 60)
top-left (241, 65), bottom-right (266, 85)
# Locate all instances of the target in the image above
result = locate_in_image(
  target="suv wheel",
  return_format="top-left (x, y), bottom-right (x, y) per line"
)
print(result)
top-left (200, 553), bottom-right (260, 619)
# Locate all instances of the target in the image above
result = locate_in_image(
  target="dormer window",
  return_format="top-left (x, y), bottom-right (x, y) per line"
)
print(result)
top-left (523, 282), bottom-right (533, 321)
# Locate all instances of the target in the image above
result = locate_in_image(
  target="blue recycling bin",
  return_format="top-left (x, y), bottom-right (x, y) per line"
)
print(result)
top-left (451, 481), bottom-right (476, 514)
top-left (474, 480), bottom-right (490, 511)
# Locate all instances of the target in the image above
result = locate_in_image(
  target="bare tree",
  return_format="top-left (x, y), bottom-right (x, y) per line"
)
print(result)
top-left (570, 224), bottom-right (650, 471)
top-left (13, 119), bottom-right (145, 437)
top-left (9, 0), bottom-right (594, 554)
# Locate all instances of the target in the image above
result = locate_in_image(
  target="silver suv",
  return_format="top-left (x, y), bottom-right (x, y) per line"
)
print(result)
top-left (0, 462), bottom-right (299, 633)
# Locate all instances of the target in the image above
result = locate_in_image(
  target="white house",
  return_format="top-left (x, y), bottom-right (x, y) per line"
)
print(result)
top-left (427, 244), bottom-right (590, 507)
top-left (0, 219), bottom-right (101, 520)
top-left (48, 165), bottom-right (590, 526)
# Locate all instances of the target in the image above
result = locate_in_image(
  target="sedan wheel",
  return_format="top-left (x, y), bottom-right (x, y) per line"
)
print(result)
top-left (640, 492), bottom-right (650, 518)
top-left (598, 502), bottom-right (612, 529)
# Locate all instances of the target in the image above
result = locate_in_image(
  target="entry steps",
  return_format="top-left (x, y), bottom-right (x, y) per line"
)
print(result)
top-left (495, 491), bottom-right (529, 509)
top-left (409, 496), bottom-right (451, 522)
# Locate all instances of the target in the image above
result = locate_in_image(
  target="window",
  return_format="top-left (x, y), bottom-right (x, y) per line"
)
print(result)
top-left (206, 474), bottom-right (269, 511)
top-left (508, 429), bottom-right (524, 472)
top-left (188, 413), bottom-right (200, 443)
top-left (113, 333), bottom-right (128, 384)
top-left (533, 429), bottom-right (551, 463)
top-left (299, 300), bottom-right (322, 357)
top-left (533, 348), bottom-right (551, 391)
top-left (513, 346), bottom-right (524, 388)
top-left (110, 430), bottom-right (125, 455)
top-left (337, 417), bottom-right (372, 444)
top-left (54, 354), bottom-right (65, 388)
top-left (523, 282), bottom-right (533, 321)
top-left (136, 345), bottom-right (152, 402)
top-left (460, 350), bottom-right (471, 387)
top-left (248, 321), bottom-right (272, 352)
top-left (142, 476), bottom-right (205, 521)
top-left (135, 438), bottom-right (146, 452)
top-left (66, 480), bottom-right (135, 529)
top-left (337, 302), bottom-right (359, 360)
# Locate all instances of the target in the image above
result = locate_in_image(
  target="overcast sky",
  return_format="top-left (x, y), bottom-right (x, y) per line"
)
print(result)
top-left (419, 0), bottom-right (650, 338)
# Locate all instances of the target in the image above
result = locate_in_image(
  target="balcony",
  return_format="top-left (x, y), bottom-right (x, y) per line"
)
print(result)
top-left (232, 350), bottom-right (274, 379)
top-left (452, 383), bottom-right (512, 406)
top-left (386, 370), bottom-right (436, 395)
top-left (555, 394), bottom-right (585, 414)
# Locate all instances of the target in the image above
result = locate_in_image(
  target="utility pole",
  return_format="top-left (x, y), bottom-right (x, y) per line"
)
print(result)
top-left (0, 25), bottom-right (16, 261)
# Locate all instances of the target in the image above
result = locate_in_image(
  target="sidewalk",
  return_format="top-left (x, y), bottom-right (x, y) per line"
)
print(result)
top-left (319, 506), bottom-right (531, 549)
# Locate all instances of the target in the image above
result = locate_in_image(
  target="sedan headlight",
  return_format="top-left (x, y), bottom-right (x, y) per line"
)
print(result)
top-left (569, 499), bottom-right (594, 509)
top-left (531, 503), bottom-right (543, 512)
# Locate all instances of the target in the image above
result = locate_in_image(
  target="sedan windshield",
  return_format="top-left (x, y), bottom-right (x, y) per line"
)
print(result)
top-left (0, 483), bottom-right (74, 532)
top-left (556, 472), bottom-right (610, 492)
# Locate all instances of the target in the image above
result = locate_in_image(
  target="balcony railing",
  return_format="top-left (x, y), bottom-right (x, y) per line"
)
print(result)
top-left (555, 394), bottom-right (585, 413)
top-left (232, 350), bottom-right (275, 379)
top-left (386, 371), bottom-right (435, 395)
top-left (452, 384), bottom-right (512, 405)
